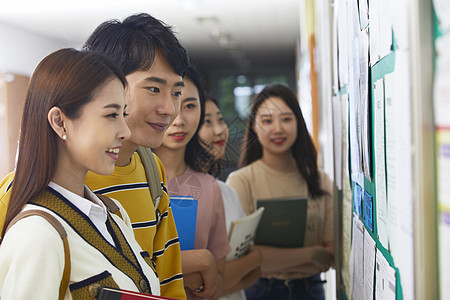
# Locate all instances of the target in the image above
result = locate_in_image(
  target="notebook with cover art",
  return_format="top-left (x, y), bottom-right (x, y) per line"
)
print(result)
top-left (255, 197), bottom-right (308, 248)
top-left (226, 206), bottom-right (265, 260)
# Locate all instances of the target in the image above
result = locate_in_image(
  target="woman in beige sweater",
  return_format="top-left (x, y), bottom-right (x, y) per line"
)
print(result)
top-left (227, 84), bottom-right (334, 300)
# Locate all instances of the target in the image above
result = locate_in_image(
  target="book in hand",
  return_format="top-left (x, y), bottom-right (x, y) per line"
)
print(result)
top-left (226, 207), bottom-right (265, 260)
top-left (97, 287), bottom-right (177, 300)
top-left (255, 197), bottom-right (308, 248)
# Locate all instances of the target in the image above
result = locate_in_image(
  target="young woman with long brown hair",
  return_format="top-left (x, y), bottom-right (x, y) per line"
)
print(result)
top-left (0, 48), bottom-right (160, 299)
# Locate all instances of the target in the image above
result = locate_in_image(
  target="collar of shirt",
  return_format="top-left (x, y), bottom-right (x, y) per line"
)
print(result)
top-left (47, 181), bottom-right (115, 246)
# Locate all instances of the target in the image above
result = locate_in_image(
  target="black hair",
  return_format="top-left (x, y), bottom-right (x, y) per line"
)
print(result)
top-left (184, 66), bottom-right (215, 172)
top-left (201, 96), bottom-right (224, 177)
top-left (83, 13), bottom-right (189, 76)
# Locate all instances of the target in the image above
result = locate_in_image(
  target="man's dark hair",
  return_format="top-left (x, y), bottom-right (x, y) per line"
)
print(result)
top-left (84, 13), bottom-right (189, 76)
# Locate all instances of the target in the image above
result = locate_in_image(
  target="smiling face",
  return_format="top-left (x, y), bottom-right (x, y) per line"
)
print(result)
top-left (198, 100), bottom-right (229, 160)
top-left (63, 78), bottom-right (131, 175)
top-left (161, 77), bottom-right (201, 151)
top-left (253, 96), bottom-right (297, 157)
top-left (123, 49), bottom-right (184, 149)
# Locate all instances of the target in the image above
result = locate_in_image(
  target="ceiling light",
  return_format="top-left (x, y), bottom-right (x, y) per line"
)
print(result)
top-left (196, 16), bottom-right (219, 26)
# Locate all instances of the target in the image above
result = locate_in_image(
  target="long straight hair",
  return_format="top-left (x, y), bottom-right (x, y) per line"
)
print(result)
top-left (183, 66), bottom-right (215, 172)
top-left (2, 48), bottom-right (126, 237)
top-left (240, 84), bottom-right (327, 198)
top-left (201, 97), bottom-right (225, 177)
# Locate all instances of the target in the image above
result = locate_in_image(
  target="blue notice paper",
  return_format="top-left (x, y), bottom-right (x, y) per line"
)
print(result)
top-left (354, 183), bottom-right (363, 217)
top-left (170, 195), bottom-right (198, 250)
top-left (364, 191), bottom-right (373, 232)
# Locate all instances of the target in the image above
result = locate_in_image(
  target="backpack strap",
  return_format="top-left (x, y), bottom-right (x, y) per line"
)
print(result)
top-left (95, 193), bottom-right (123, 220)
top-left (5, 209), bottom-right (70, 300)
top-left (136, 147), bottom-right (163, 220)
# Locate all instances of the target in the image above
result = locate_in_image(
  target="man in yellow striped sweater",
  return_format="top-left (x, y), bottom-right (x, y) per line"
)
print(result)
top-left (83, 13), bottom-right (189, 300)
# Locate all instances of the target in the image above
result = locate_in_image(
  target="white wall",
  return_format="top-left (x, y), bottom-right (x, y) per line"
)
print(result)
top-left (0, 22), bottom-right (70, 178)
top-left (0, 22), bottom-right (70, 77)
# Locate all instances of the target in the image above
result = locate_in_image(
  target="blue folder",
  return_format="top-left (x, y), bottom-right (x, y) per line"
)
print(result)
top-left (170, 195), bottom-right (198, 250)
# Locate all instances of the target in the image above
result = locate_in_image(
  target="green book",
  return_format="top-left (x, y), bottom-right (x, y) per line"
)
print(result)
top-left (255, 197), bottom-right (308, 248)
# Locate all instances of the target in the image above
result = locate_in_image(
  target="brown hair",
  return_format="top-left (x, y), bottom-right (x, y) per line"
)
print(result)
top-left (2, 48), bottom-right (126, 236)
top-left (240, 84), bottom-right (327, 198)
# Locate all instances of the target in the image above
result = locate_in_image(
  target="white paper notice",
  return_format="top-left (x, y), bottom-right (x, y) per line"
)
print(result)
top-left (348, 0), bottom-right (360, 39)
top-left (349, 77), bottom-right (362, 176)
top-left (349, 33), bottom-right (362, 180)
top-left (359, 30), bottom-right (371, 180)
top-left (433, 0), bottom-right (450, 31)
top-left (386, 49), bottom-right (414, 300)
top-left (337, 0), bottom-right (349, 87)
top-left (364, 231), bottom-right (376, 300)
top-left (333, 12), bottom-right (339, 94)
top-left (384, 72), bottom-right (396, 250)
top-left (333, 95), bottom-right (343, 190)
top-left (391, 0), bottom-right (409, 50)
top-left (368, 0), bottom-right (380, 65)
top-left (359, 30), bottom-right (369, 114)
top-left (373, 78), bottom-right (388, 248)
top-left (358, 0), bottom-right (369, 30)
top-left (375, 252), bottom-right (396, 300)
top-left (351, 214), bottom-right (364, 300)
top-left (378, 0), bottom-right (393, 59)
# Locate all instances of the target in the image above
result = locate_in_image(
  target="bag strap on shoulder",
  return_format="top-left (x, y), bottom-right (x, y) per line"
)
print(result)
top-left (136, 146), bottom-right (163, 210)
top-left (5, 209), bottom-right (70, 300)
top-left (95, 193), bottom-right (123, 220)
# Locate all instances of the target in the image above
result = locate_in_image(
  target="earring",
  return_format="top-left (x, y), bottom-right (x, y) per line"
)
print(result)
top-left (62, 134), bottom-right (67, 140)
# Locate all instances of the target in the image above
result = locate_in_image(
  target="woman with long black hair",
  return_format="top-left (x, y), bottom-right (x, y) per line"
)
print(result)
top-left (227, 84), bottom-right (334, 300)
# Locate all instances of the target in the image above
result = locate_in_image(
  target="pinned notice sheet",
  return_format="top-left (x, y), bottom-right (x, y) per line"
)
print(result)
top-left (374, 78), bottom-right (388, 248)
top-left (387, 49), bottom-right (414, 300)
top-left (433, 0), bottom-right (450, 32)
top-left (337, 0), bottom-right (349, 87)
top-left (350, 213), bottom-right (376, 300)
top-left (350, 214), bottom-right (364, 300)
top-left (333, 95), bottom-right (343, 190)
top-left (358, 0), bottom-right (369, 30)
top-left (375, 252), bottom-right (396, 300)
top-left (364, 229), bottom-right (376, 300)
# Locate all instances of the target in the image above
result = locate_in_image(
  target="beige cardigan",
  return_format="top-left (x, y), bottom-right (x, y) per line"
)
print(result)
top-left (0, 188), bottom-right (160, 299)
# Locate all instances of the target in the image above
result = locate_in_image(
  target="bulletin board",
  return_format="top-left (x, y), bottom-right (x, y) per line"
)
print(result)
top-left (302, 0), bottom-right (438, 298)
top-left (324, 0), bottom-right (430, 299)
